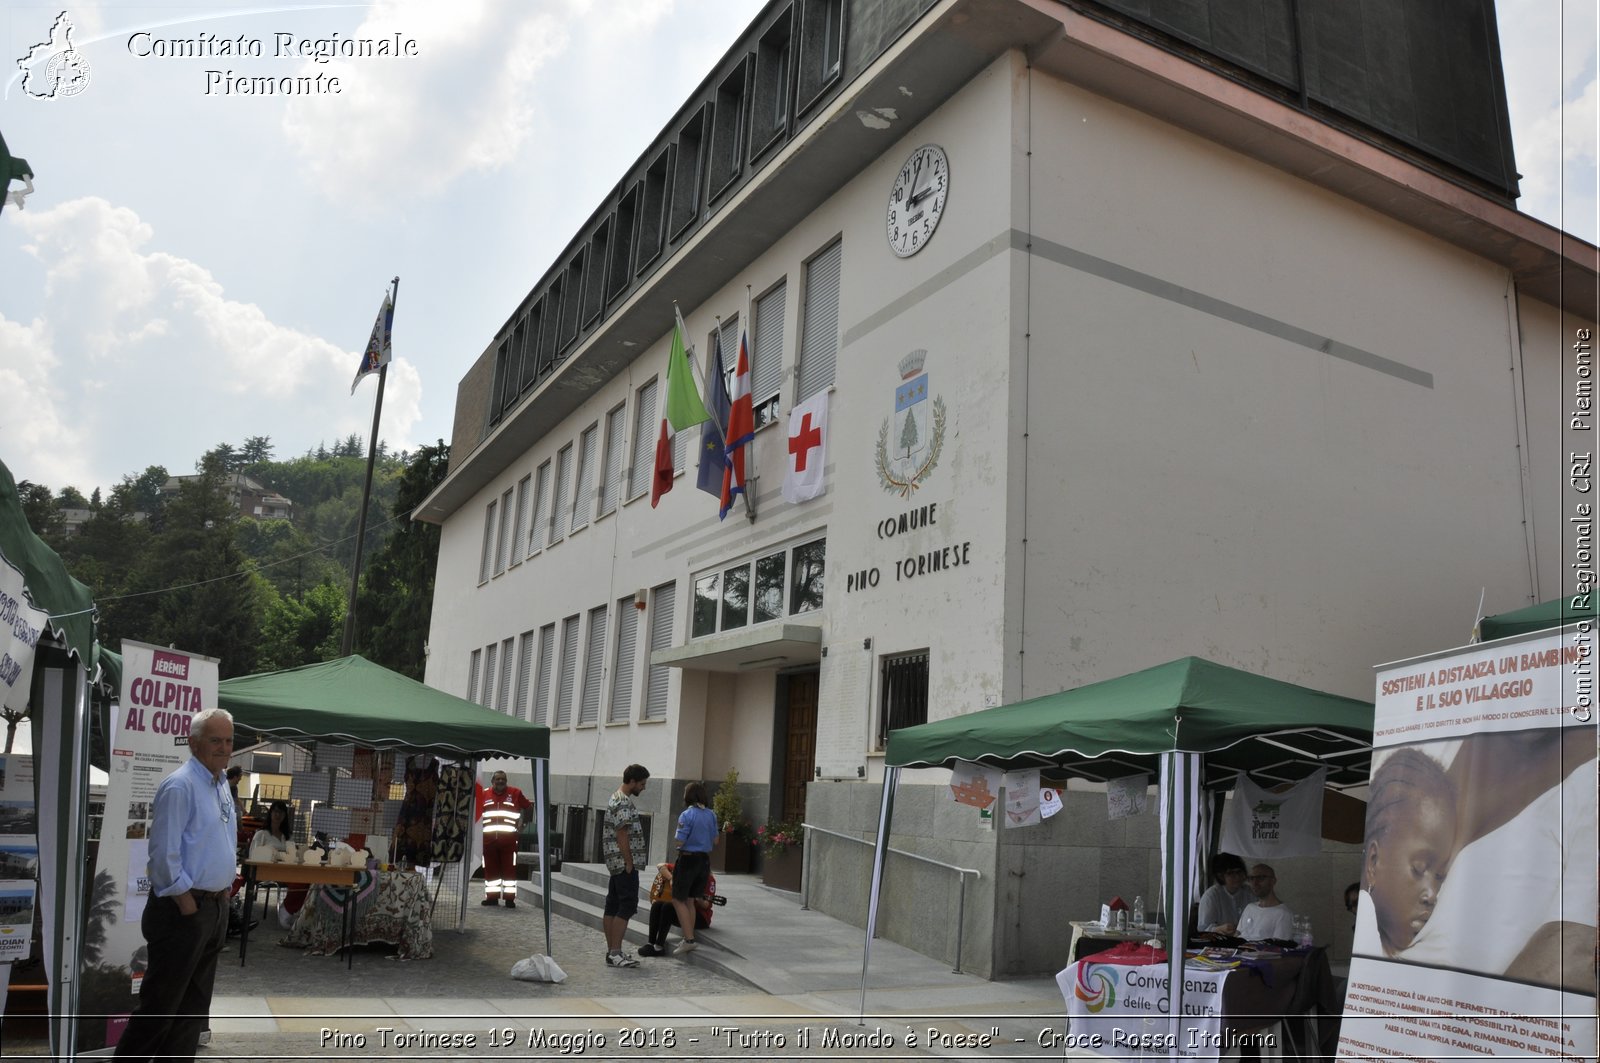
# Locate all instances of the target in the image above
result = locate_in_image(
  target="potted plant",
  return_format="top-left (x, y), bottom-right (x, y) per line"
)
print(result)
top-left (711, 769), bottom-right (753, 873)
top-left (757, 818), bottom-right (804, 892)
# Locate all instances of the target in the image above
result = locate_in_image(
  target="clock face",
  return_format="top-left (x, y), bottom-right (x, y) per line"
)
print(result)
top-left (886, 144), bottom-right (949, 258)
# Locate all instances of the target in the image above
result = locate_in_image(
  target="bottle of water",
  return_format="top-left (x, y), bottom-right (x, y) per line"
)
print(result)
top-left (1297, 916), bottom-right (1314, 948)
top-left (1132, 895), bottom-right (1144, 930)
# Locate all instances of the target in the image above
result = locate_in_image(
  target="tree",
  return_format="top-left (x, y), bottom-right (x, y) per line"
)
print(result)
top-left (57, 485), bottom-right (89, 509)
top-left (17, 480), bottom-right (62, 541)
top-left (89, 486), bottom-right (102, 510)
top-left (202, 442), bottom-right (238, 472)
top-left (899, 410), bottom-right (919, 458)
top-left (258, 581), bottom-right (345, 671)
top-left (354, 441), bottom-right (449, 678)
top-left (240, 435), bottom-right (275, 466)
top-left (2, 704), bottom-right (27, 753)
top-left (109, 465), bottom-right (168, 519)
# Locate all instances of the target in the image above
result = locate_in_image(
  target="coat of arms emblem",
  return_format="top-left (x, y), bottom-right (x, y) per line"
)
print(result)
top-left (875, 350), bottom-right (946, 496)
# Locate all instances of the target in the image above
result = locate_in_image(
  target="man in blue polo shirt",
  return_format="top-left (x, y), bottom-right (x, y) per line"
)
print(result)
top-left (115, 708), bottom-right (237, 1062)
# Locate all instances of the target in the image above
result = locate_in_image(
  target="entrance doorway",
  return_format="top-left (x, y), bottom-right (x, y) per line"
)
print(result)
top-left (781, 671), bottom-right (818, 822)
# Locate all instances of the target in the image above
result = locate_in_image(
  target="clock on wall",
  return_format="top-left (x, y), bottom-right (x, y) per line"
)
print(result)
top-left (886, 143), bottom-right (949, 258)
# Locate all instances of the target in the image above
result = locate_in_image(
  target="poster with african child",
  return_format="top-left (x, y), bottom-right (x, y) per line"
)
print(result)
top-left (1336, 625), bottom-right (1596, 1061)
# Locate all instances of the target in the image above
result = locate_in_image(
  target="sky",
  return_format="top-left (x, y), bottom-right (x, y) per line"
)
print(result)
top-left (0, 0), bottom-right (1594, 500)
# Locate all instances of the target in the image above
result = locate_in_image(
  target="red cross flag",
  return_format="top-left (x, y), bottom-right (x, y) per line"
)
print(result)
top-left (782, 390), bottom-right (829, 503)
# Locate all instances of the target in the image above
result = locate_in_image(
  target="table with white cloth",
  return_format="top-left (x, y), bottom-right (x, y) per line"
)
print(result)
top-left (282, 868), bottom-right (433, 961)
top-left (1059, 948), bottom-right (1338, 1061)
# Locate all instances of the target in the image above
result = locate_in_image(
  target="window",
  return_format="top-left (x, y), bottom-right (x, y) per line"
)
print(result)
top-left (467, 648), bottom-right (482, 703)
top-left (796, 0), bottom-right (844, 116)
top-left (752, 281), bottom-right (785, 428)
top-left (644, 581), bottom-right (676, 721)
top-left (493, 337), bottom-right (516, 422)
top-left (796, 240), bottom-right (840, 401)
top-left (628, 379), bottom-right (659, 499)
top-left (669, 106), bottom-right (708, 240)
top-left (478, 500), bottom-right (497, 583)
top-left (548, 443), bottom-right (572, 544)
top-left (609, 185), bottom-right (637, 301)
top-left (510, 315), bottom-right (529, 397)
top-left (580, 604), bottom-right (608, 726)
top-left (751, 10), bottom-right (794, 158)
top-left (518, 305), bottom-right (543, 392)
top-left (692, 537), bottom-right (825, 638)
top-left (636, 148), bottom-right (670, 275)
top-left (482, 641), bottom-right (499, 708)
top-left (514, 629), bottom-right (535, 720)
top-left (554, 614), bottom-right (579, 727)
top-left (531, 294), bottom-right (556, 383)
top-left (509, 475), bottom-right (530, 567)
top-left (493, 487), bottom-right (513, 576)
top-left (583, 218), bottom-right (610, 326)
top-left (497, 636), bottom-right (515, 713)
top-left (877, 651), bottom-right (929, 748)
top-left (709, 58), bottom-right (750, 201)
top-left (599, 403), bottom-right (626, 517)
top-left (610, 594), bottom-right (638, 722)
top-left (531, 623), bottom-right (555, 725)
top-left (717, 314), bottom-right (741, 393)
top-left (528, 460), bottom-right (551, 557)
top-left (558, 252), bottom-right (585, 351)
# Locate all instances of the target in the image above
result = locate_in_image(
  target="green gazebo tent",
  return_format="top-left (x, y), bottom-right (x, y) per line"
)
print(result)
top-left (866, 656), bottom-right (1373, 1032)
top-left (1477, 597), bottom-right (1598, 642)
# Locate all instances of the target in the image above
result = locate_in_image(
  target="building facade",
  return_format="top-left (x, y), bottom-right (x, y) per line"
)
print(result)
top-left (420, 0), bottom-right (1595, 977)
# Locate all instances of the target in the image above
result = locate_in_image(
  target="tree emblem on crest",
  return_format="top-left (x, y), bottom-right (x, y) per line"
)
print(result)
top-left (875, 350), bottom-right (946, 497)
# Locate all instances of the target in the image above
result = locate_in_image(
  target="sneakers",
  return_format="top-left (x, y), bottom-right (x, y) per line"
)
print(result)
top-left (674, 939), bottom-right (698, 954)
top-left (480, 897), bottom-right (499, 906)
top-left (605, 950), bottom-right (640, 968)
top-left (277, 905), bottom-right (294, 930)
top-left (636, 943), bottom-right (664, 957)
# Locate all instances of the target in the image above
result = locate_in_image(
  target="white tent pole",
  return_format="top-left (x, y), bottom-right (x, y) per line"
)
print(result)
top-left (860, 765), bottom-right (899, 1023)
top-left (536, 756), bottom-right (552, 956)
top-left (38, 648), bottom-right (88, 1059)
top-left (1160, 752), bottom-right (1202, 1047)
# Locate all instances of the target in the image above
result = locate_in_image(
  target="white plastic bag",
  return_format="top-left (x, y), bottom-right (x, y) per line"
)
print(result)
top-left (510, 954), bottom-right (567, 983)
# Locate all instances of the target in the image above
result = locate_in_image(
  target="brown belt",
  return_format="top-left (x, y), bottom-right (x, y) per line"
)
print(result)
top-left (188, 888), bottom-right (229, 901)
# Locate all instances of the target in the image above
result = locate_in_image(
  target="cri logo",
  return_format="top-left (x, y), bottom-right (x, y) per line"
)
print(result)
top-left (1074, 964), bottom-right (1118, 1012)
top-left (151, 650), bottom-right (189, 680)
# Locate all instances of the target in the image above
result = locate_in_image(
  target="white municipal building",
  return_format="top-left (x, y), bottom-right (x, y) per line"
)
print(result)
top-left (419, 0), bottom-right (1595, 977)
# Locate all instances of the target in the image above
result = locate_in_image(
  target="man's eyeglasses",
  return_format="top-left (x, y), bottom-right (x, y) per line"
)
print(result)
top-left (1247, 874), bottom-right (1272, 882)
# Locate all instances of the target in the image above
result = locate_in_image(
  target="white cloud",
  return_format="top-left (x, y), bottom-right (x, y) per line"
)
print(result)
top-left (0, 198), bottom-right (422, 493)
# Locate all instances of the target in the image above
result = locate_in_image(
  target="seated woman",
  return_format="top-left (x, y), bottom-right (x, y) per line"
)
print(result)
top-left (248, 799), bottom-right (310, 928)
top-left (639, 862), bottom-right (717, 957)
top-left (1196, 852), bottom-right (1251, 933)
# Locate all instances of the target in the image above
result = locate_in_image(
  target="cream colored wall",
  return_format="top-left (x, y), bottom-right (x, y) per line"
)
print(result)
top-left (1014, 70), bottom-right (1543, 701)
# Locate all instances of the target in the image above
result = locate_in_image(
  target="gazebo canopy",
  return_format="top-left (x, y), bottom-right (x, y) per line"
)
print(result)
top-left (1478, 597), bottom-right (1597, 642)
top-left (218, 654), bottom-right (549, 761)
top-left (883, 655), bottom-right (1373, 789)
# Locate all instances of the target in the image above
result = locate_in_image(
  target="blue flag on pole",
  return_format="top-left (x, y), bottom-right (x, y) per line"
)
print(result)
top-left (696, 329), bottom-right (730, 498)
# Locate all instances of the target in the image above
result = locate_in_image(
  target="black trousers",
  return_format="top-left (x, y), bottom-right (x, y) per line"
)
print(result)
top-left (114, 893), bottom-right (228, 1062)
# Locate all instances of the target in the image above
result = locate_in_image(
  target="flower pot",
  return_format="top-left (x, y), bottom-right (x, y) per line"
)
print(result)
top-left (712, 838), bottom-right (751, 874)
top-left (761, 847), bottom-right (803, 892)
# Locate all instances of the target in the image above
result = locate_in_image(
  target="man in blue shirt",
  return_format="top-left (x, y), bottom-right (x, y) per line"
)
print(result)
top-left (115, 708), bottom-right (237, 1062)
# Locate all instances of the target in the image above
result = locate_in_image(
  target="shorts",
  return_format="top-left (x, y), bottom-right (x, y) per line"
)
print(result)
top-left (604, 870), bottom-right (640, 919)
top-left (674, 850), bottom-right (710, 901)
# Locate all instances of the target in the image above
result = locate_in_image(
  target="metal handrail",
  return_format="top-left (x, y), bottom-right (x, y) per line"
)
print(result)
top-left (799, 822), bottom-right (981, 973)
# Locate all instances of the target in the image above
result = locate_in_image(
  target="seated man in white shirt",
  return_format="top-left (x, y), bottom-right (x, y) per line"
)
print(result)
top-left (1235, 863), bottom-right (1296, 941)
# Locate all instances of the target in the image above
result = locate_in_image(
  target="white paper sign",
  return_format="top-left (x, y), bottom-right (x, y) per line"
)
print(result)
top-left (1106, 773), bottom-right (1148, 820)
top-left (1061, 959), bottom-right (1230, 1059)
top-left (949, 762), bottom-right (999, 809)
top-left (0, 556), bottom-right (51, 714)
top-left (1039, 786), bottom-right (1063, 819)
top-left (1003, 769), bottom-right (1042, 827)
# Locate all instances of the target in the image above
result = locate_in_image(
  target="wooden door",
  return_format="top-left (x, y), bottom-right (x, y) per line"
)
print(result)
top-left (782, 672), bottom-right (818, 822)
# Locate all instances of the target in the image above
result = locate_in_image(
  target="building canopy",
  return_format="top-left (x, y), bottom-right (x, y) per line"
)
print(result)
top-left (883, 655), bottom-right (1373, 789)
top-left (218, 655), bottom-right (549, 761)
top-left (1477, 597), bottom-right (1597, 642)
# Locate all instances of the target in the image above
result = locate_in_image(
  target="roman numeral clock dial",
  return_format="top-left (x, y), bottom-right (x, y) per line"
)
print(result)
top-left (886, 144), bottom-right (949, 258)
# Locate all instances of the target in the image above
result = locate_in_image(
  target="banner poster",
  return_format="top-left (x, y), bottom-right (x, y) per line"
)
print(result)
top-left (1336, 626), bottom-right (1597, 1061)
top-left (1106, 773), bottom-right (1149, 820)
top-left (1003, 769), bottom-right (1042, 827)
top-left (0, 552), bottom-right (50, 715)
top-left (0, 752), bottom-right (39, 970)
top-left (1061, 958), bottom-right (1229, 1059)
top-left (78, 641), bottom-right (219, 1052)
top-left (949, 762), bottom-right (999, 809)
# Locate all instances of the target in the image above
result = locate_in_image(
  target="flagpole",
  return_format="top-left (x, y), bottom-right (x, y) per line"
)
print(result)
top-left (341, 275), bottom-right (398, 657)
top-left (677, 301), bottom-right (727, 451)
top-left (741, 285), bottom-right (757, 523)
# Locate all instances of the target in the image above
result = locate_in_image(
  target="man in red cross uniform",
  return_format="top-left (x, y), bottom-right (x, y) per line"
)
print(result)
top-left (475, 770), bottom-right (531, 907)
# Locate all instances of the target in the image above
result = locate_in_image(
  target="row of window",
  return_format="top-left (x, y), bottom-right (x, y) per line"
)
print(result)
top-left (691, 538), bottom-right (827, 638)
top-left (467, 582), bottom-right (679, 728)
top-left (486, 0), bottom-right (846, 430)
top-left (478, 239), bottom-right (842, 585)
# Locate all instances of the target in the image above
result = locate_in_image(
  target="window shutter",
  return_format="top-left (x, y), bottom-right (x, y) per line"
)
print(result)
top-left (509, 476), bottom-right (530, 565)
top-left (580, 604), bottom-right (608, 725)
top-left (478, 502), bottom-right (496, 582)
top-left (600, 404), bottom-right (625, 516)
top-left (498, 637), bottom-right (514, 713)
top-left (644, 581), bottom-right (676, 720)
top-left (549, 444), bottom-right (572, 544)
top-left (482, 642), bottom-right (498, 708)
top-left (467, 648), bottom-right (482, 703)
top-left (514, 629), bottom-right (535, 720)
top-left (572, 424), bottom-right (597, 531)
top-left (629, 379), bottom-right (659, 498)
top-left (796, 240), bottom-right (840, 401)
top-left (529, 462), bottom-right (551, 556)
top-left (532, 623), bottom-right (555, 725)
top-left (752, 282), bottom-right (786, 408)
top-left (494, 489), bottom-right (512, 575)
top-left (554, 615), bottom-right (579, 726)
top-left (610, 597), bottom-right (638, 722)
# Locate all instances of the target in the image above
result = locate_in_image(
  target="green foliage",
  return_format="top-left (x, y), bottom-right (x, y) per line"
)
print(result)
top-left (354, 441), bottom-right (448, 678)
top-left (757, 818), bottom-right (803, 858)
top-left (712, 769), bottom-right (750, 839)
top-left (259, 580), bottom-right (346, 672)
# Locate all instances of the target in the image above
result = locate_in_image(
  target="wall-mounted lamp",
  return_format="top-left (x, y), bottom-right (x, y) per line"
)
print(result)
top-left (814, 765), bottom-right (822, 778)
top-left (863, 637), bottom-right (872, 651)
top-left (821, 646), bottom-right (829, 657)
top-left (856, 765), bottom-right (865, 778)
